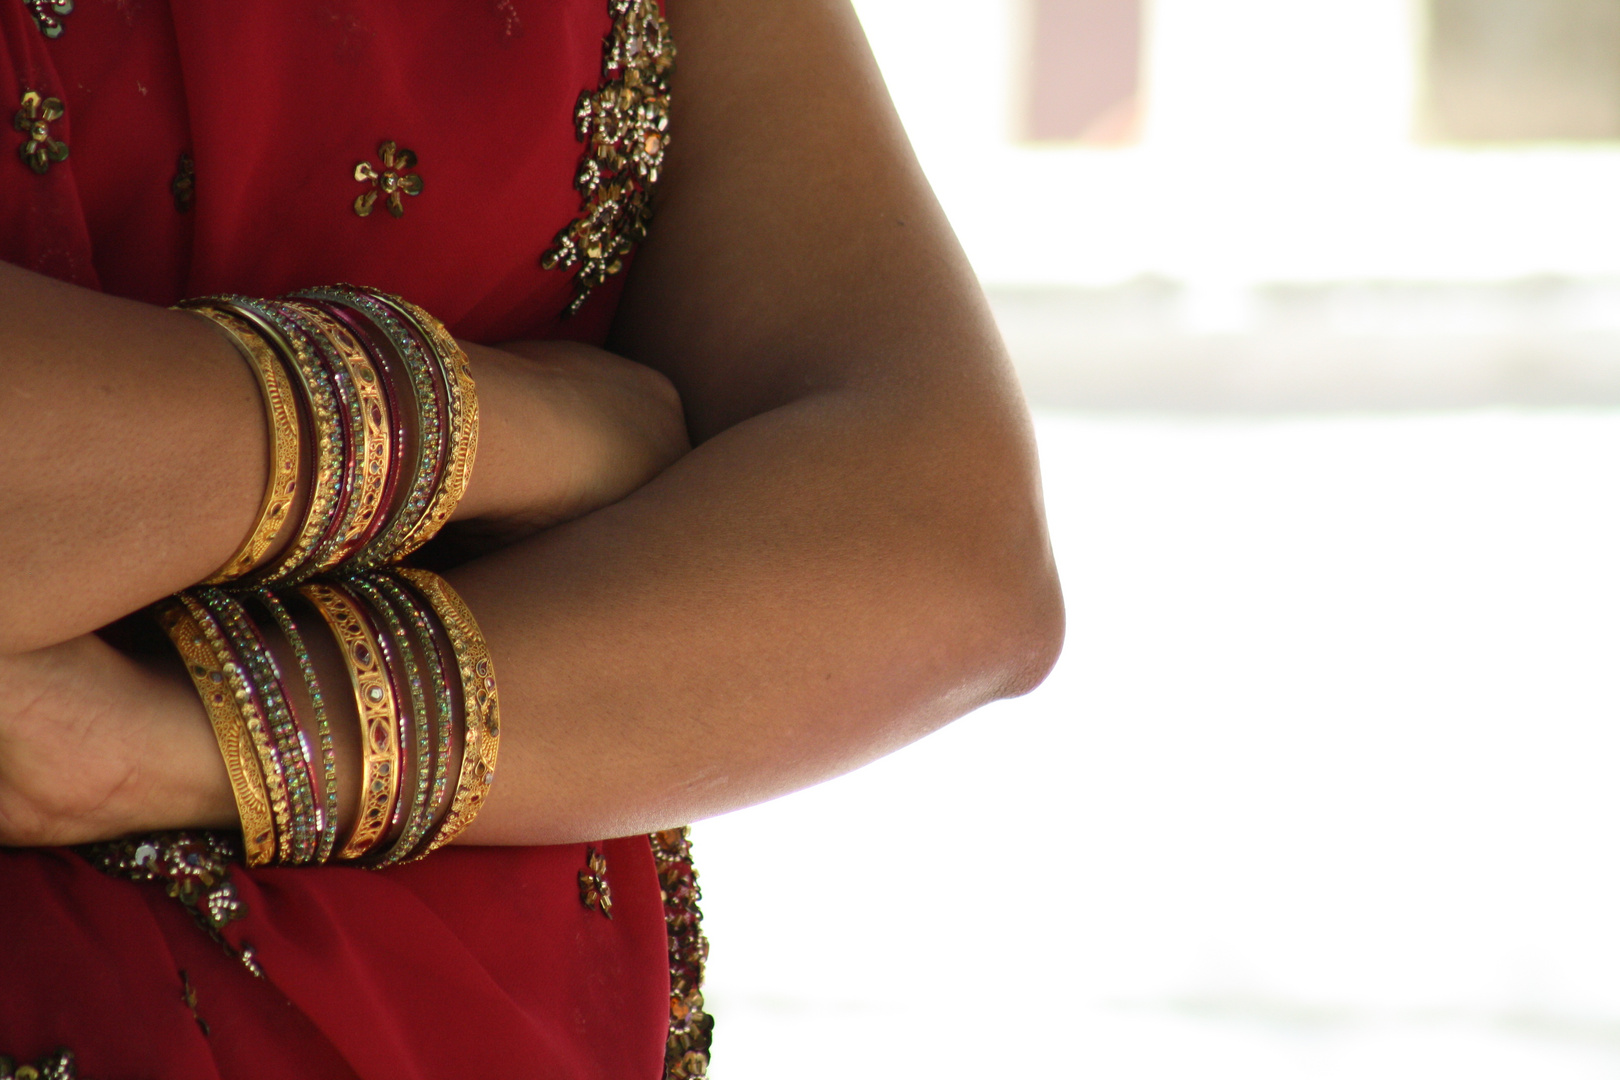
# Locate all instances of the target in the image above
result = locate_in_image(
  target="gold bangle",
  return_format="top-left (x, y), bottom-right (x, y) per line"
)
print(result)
top-left (284, 301), bottom-right (392, 563)
top-left (397, 568), bottom-right (500, 857)
top-left (301, 581), bottom-right (401, 860)
top-left (374, 295), bottom-right (479, 560)
top-left (223, 298), bottom-right (347, 585)
top-left (158, 599), bottom-right (278, 867)
top-left (181, 307), bottom-right (302, 585)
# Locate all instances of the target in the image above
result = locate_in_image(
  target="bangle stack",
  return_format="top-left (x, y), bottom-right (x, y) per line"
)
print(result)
top-left (157, 569), bottom-right (500, 868)
top-left (162, 285), bottom-right (499, 868)
top-left (178, 286), bottom-right (479, 587)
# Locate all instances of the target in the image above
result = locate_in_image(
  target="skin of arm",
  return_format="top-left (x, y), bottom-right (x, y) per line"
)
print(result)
top-left (0, 0), bottom-right (1063, 848)
top-left (0, 263), bottom-right (685, 654)
top-left (453, 0), bottom-right (1063, 842)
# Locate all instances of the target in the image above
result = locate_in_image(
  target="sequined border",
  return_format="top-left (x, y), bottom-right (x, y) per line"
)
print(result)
top-left (80, 831), bottom-right (264, 978)
top-left (542, 0), bottom-right (675, 315)
top-left (651, 827), bottom-right (713, 1079)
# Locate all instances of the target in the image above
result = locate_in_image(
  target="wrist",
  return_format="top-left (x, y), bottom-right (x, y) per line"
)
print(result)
top-left (130, 652), bottom-right (238, 833)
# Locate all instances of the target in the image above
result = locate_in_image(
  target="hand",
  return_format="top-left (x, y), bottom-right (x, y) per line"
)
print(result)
top-left (447, 340), bottom-right (690, 555)
top-left (0, 633), bottom-right (231, 847)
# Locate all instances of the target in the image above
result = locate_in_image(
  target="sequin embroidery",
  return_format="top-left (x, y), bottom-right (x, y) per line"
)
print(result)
top-left (542, 0), bottom-right (675, 315)
top-left (81, 831), bottom-right (264, 978)
top-left (13, 91), bottom-right (67, 174)
top-left (579, 844), bottom-right (613, 917)
top-left (24, 0), bottom-right (73, 39)
top-left (0, 1048), bottom-right (85, 1080)
top-left (172, 151), bottom-right (195, 212)
top-left (354, 140), bottom-right (423, 218)
top-left (652, 827), bottom-right (713, 1080)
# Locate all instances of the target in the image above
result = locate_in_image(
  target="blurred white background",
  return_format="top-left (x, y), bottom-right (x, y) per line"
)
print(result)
top-left (694, 2), bottom-right (1620, 1076)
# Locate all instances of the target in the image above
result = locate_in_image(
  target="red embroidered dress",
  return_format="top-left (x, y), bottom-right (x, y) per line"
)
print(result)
top-left (0, 3), bottom-right (707, 1077)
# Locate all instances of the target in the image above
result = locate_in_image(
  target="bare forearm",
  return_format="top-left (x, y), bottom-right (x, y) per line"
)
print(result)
top-left (452, 376), bottom-right (1059, 844)
top-left (0, 260), bottom-right (268, 651)
top-left (0, 261), bottom-right (674, 654)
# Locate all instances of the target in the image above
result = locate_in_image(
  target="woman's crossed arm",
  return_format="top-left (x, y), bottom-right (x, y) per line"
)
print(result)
top-left (0, 0), bottom-right (1063, 848)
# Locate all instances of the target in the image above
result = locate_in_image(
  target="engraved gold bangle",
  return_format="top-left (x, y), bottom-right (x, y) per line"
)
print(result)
top-left (396, 568), bottom-right (500, 857)
top-left (223, 298), bottom-right (348, 586)
top-left (158, 600), bottom-right (278, 867)
top-left (291, 286), bottom-right (449, 569)
top-left (180, 306), bottom-right (302, 585)
top-left (177, 591), bottom-right (294, 865)
top-left (283, 301), bottom-right (393, 566)
top-left (373, 294), bottom-right (479, 560)
top-left (301, 581), bottom-right (402, 861)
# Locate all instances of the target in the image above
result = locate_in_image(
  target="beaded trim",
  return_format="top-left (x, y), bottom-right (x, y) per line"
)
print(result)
top-left (543, 0), bottom-right (675, 315)
top-left (651, 827), bottom-right (713, 1080)
top-left (0, 1047), bottom-right (84, 1080)
top-left (24, 0), bottom-right (72, 40)
top-left (80, 831), bottom-right (264, 978)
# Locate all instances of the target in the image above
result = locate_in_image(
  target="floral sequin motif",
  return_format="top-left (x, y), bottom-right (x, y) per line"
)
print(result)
top-left (13, 91), bottom-right (68, 174)
top-left (172, 152), bottom-right (195, 213)
top-left (0, 1048), bottom-right (85, 1080)
top-left (354, 141), bottom-right (424, 218)
top-left (651, 827), bottom-right (713, 1080)
top-left (24, 0), bottom-right (73, 39)
top-left (81, 832), bottom-right (263, 978)
top-left (542, 0), bottom-right (675, 315)
top-left (579, 845), bottom-right (613, 917)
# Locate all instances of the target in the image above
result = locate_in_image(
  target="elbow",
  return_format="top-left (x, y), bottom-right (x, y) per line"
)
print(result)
top-left (978, 529), bottom-right (1065, 701)
top-left (999, 559), bottom-right (1065, 698)
top-left (926, 485), bottom-right (1064, 707)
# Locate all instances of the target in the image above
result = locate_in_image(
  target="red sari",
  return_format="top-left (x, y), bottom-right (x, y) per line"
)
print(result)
top-left (0, 3), bottom-right (708, 1076)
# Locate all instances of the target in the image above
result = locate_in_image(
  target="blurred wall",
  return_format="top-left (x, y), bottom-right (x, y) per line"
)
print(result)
top-left (852, 0), bottom-right (1620, 408)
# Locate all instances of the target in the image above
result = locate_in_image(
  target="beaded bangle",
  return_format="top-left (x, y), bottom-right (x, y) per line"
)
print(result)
top-left (255, 589), bottom-right (341, 863)
top-left (293, 287), bottom-right (454, 569)
top-left (270, 302), bottom-right (392, 575)
top-left (175, 593), bottom-right (291, 868)
top-left (179, 306), bottom-right (302, 585)
top-left (254, 300), bottom-right (370, 580)
top-left (300, 581), bottom-right (402, 861)
top-left (195, 587), bottom-right (322, 865)
top-left (371, 571), bottom-right (457, 861)
top-left (397, 568), bottom-right (501, 856)
top-left (368, 292), bottom-right (479, 559)
top-left (177, 285), bottom-right (475, 587)
top-left (286, 302), bottom-right (393, 567)
top-left (220, 297), bottom-right (349, 586)
top-left (157, 601), bottom-right (277, 866)
top-left (346, 573), bottom-right (438, 866)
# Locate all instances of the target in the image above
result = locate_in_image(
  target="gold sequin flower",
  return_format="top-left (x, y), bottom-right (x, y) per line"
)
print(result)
top-left (579, 845), bottom-right (613, 918)
top-left (13, 92), bottom-right (68, 175)
top-left (353, 141), bottom-right (423, 218)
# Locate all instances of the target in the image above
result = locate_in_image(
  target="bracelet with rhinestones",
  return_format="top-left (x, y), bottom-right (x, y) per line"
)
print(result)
top-left (175, 286), bottom-right (476, 587)
top-left (396, 567), bottom-right (501, 858)
top-left (292, 286), bottom-right (477, 570)
top-left (157, 600), bottom-right (278, 867)
top-left (344, 574), bottom-right (437, 865)
top-left (159, 567), bottom-right (495, 867)
top-left (173, 592), bottom-right (291, 867)
top-left (182, 306), bottom-right (303, 585)
top-left (193, 587), bottom-right (323, 865)
top-left (254, 588), bottom-right (342, 863)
